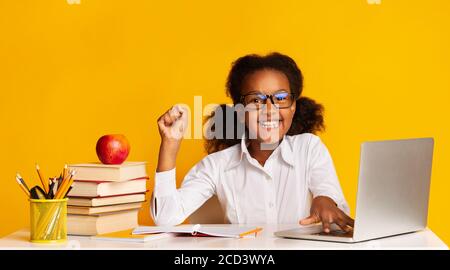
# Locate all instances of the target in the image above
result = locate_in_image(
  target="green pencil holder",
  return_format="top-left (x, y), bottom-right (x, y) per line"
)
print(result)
top-left (29, 198), bottom-right (68, 243)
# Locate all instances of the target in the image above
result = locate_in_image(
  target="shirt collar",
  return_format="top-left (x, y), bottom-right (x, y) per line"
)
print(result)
top-left (225, 134), bottom-right (295, 171)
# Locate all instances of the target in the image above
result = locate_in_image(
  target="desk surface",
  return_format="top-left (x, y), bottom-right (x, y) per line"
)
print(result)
top-left (0, 224), bottom-right (447, 250)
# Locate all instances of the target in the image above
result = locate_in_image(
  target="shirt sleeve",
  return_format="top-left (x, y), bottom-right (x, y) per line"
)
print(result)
top-left (150, 155), bottom-right (217, 225)
top-left (308, 135), bottom-right (350, 215)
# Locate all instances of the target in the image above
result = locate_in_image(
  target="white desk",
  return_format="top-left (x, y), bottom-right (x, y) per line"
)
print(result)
top-left (0, 224), bottom-right (447, 250)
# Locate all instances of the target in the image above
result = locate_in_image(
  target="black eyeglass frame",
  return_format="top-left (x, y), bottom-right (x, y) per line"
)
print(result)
top-left (239, 91), bottom-right (296, 109)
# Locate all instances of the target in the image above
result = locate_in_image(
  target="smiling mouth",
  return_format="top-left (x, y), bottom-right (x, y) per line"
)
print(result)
top-left (258, 120), bottom-right (281, 129)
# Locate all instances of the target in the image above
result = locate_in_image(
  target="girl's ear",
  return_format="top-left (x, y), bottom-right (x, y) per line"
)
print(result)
top-left (291, 99), bottom-right (297, 114)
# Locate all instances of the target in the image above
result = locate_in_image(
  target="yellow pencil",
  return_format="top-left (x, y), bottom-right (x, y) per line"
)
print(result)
top-left (56, 170), bottom-right (74, 199)
top-left (238, 227), bottom-right (263, 238)
top-left (55, 170), bottom-right (75, 199)
top-left (54, 171), bottom-right (69, 199)
top-left (35, 163), bottom-right (49, 194)
top-left (63, 170), bottom-right (76, 198)
top-left (61, 176), bottom-right (75, 199)
top-left (62, 164), bottom-right (68, 180)
top-left (16, 178), bottom-right (30, 198)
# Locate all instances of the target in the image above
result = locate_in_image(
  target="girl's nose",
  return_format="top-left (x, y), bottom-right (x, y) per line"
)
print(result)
top-left (261, 100), bottom-right (279, 120)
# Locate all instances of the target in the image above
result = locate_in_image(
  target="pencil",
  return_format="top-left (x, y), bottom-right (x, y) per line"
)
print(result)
top-left (16, 178), bottom-right (30, 198)
top-left (238, 227), bottom-right (263, 238)
top-left (55, 170), bottom-right (76, 199)
top-left (35, 163), bottom-right (49, 194)
top-left (63, 170), bottom-right (76, 198)
top-left (62, 164), bottom-right (68, 180)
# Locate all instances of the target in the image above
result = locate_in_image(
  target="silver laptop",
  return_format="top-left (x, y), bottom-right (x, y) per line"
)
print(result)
top-left (275, 138), bottom-right (434, 243)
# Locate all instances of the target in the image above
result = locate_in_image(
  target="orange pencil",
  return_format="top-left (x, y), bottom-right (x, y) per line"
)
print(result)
top-left (35, 163), bottom-right (49, 194)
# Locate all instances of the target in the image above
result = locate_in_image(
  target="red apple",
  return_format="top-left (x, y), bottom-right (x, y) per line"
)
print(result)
top-left (96, 134), bottom-right (130, 165)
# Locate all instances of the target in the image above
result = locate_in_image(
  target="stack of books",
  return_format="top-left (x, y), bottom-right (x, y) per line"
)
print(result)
top-left (66, 162), bottom-right (148, 236)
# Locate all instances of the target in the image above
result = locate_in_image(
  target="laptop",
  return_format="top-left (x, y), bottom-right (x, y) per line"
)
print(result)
top-left (275, 138), bottom-right (434, 243)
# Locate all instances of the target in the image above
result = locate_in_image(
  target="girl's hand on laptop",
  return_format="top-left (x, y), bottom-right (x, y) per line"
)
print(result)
top-left (156, 104), bottom-right (189, 172)
top-left (299, 196), bottom-right (355, 233)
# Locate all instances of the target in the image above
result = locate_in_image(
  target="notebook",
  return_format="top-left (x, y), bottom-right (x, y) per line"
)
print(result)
top-left (132, 224), bottom-right (263, 238)
top-left (92, 229), bottom-right (173, 243)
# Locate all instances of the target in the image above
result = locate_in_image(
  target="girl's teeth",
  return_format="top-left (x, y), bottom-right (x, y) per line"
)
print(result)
top-left (259, 121), bottom-right (279, 128)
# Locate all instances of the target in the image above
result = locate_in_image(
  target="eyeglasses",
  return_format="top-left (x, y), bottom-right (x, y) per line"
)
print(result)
top-left (240, 91), bottom-right (295, 109)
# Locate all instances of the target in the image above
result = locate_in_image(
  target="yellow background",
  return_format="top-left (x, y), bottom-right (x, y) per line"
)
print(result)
top-left (1, 0), bottom-right (449, 245)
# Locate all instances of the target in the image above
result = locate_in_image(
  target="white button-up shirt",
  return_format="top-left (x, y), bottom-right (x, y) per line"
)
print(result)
top-left (151, 133), bottom-right (349, 225)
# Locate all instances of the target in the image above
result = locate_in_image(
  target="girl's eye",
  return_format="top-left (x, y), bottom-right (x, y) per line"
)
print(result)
top-left (252, 95), bottom-right (267, 103)
top-left (274, 93), bottom-right (289, 101)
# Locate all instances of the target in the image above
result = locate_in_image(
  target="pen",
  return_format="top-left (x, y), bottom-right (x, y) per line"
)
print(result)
top-left (64, 186), bottom-right (73, 198)
top-left (57, 173), bottom-right (63, 188)
top-left (48, 180), bottom-right (56, 199)
top-left (16, 177), bottom-right (30, 198)
top-left (53, 178), bottom-right (59, 196)
top-left (16, 173), bottom-right (30, 192)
